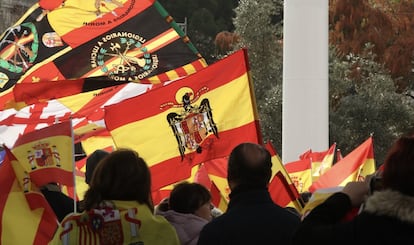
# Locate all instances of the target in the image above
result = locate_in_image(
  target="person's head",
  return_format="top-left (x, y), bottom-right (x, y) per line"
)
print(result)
top-left (85, 149), bottom-right (109, 185)
top-left (83, 149), bottom-right (153, 211)
top-left (169, 182), bottom-right (212, 221)
top-left (300, 191), bottom-right (312, 204)
top-left (227, 142), bottom-right (272, 190)
top-left (154, 197), bottom-right (170, 214)
top-left (381, 135), bottom-right (414, 197)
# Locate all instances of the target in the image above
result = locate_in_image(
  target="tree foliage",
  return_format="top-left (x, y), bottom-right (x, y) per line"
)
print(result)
top-left (330, 0), bottom-right (414, 91)
top-left (329, 45), bottom-right (414, 165)
top-left (232, 0), bottom-right (414, 164)
top-left (232, 0), bottom-right (284, 151)
top-left (158, 0), bottom-right (238, 63)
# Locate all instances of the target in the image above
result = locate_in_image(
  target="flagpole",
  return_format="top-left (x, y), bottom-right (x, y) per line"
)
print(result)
top-left (69, 118), bottom-right (77, 213)
top-left (310, 156), bottom-right (314, 183)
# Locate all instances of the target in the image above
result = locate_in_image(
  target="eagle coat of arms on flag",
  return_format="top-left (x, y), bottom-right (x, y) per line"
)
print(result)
top-left (165, 87), bottom-right (218, 159)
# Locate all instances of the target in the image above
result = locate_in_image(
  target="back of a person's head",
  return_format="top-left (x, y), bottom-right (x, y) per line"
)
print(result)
top-left (382, 135), bottom-right (414, 197)
top-left (227, 142), bottom-right (272, 188)
top-left (83, 149), bottom-right (152, 210)
top-left (85, 149), bottom-right (110, 185)
top-left (154, 197), bottom-right (170, 214)
top-left (169, 182), bottom-right (211, 214)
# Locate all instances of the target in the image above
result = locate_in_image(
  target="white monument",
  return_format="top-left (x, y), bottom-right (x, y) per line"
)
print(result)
top-left (282, 0), bottom-right (329, 163)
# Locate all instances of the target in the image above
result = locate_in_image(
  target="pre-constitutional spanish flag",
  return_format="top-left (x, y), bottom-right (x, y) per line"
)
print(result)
top-left (105, 48), bottom-right (261, 190)
top-left (1, 0), bottom-right (206, 109)
top-left (0, 147), bottom-right (57, 244)
top-left (309, 136), bottom-right (376, 192)
top-left (11, 120), bottom-right (75, 187)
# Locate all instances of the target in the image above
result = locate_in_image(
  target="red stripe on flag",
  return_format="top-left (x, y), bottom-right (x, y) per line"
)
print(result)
top-left (175, 66), bottom-right (188, 77)
top-left (194, 164), bottom-right (212, 189)
top-left (269, 171), bottom-right (300, 207)
top-left (191, 59), bottom-right (207, 71)
top-left (26, 192), bottom-right (58, 244)
top-left (285, 159), bottom-right (311, 173)
top-left (0, 150), bottom-right (16, 239)
top-left (210, 181), bottom-right (222, 208)
top-left (13, 121), bottom-right (72, 146)
top-left (156, 72), bottom-right (170, 83)
top-left (203, 158), bottom-right (228, 178)
top-left (30, 167), bottom-right (74, 187)
top-left (14, 79), bottom-right (85, 105)
top-left (16, 62), bottom-right (66, 85)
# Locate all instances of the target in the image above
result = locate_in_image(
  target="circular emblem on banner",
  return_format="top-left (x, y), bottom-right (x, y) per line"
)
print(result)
top-left (90, 32), bottom-right (159, 82)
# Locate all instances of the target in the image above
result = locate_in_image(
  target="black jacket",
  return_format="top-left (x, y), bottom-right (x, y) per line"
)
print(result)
top-left (197, 186), bottom-right (301, 245)
top-left (41, 186), bottom-right (76, 222)
top-left (293, 190), bottom-right (414, 245)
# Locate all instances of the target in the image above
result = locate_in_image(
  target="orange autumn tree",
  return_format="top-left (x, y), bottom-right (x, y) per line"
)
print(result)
top-left (329, 0), bottom-right (414, 92)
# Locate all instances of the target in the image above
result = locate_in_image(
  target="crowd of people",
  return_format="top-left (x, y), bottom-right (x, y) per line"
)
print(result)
top-left (45, 134), bottom-right (414, 244)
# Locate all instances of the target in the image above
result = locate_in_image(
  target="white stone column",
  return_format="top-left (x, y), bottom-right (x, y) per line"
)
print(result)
top-left (282, 0), bottom-right (329, 163)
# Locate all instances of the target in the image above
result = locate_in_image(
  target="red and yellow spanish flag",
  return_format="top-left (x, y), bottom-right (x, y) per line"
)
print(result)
top-left (11, 121), bottom-right (75, 187)
top-left (311, 143), bottom-right (336, 181)
top-left (266, 142), bottom-right (303, 212)
top-left (105, 48), bottom-right (261, 191)
top-left (210, 180), bottom-right (229, 212)
top-left (0, 147), bottom-right (57, 244)
top-left (202, 157), bottom-right (230, 211)
top-left (285, 158), bottom-right (312, 193)
top-left (309, 137), bottom-right (376, 192)
top-left (151, 162), bottom-right (205, 205)
top-left (152, 160), bottom-right (230, 211)
top-left (194, 160), bottom-right (229, 211)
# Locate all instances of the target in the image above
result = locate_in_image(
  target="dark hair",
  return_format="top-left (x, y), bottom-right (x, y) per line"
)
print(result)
top-left (300, 192), bottom-right (312, 204)
top-left (85, 149), bottom-right (109, 184)
top-left (382, 136), bottom-right (414, 196)
top-left (169, 182), bottom-right (211, 214)
top-left (82, 149), bottom-right (153, 210)
top-left (227, 142), bottom-right (272, 188)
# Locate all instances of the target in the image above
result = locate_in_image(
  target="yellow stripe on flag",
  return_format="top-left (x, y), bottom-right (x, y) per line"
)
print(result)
top-left (309, 137), bottom-right (376, 192)
top-left (286, 159), bottom-right (312, 193)
top-left (47, 0), bottom-right (130, 37)
top-left (312, 143), bottom-right (336, 181)
top-left (58, 89), bottom-right (103, 112)
top-left (2, 182), bottom-right (42, 244)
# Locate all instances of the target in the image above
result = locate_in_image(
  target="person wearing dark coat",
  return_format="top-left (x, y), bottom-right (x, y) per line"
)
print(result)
top-left (40, 183), bottom-right (76, 222)
top-left (77, 149), bottom-right (110, 212)
top-left (85, 149), bottom-right (109, 185)
top-left (197, 142), bottom-right (301, 245)
top-left (293, 134), bottom-right (414, 245)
